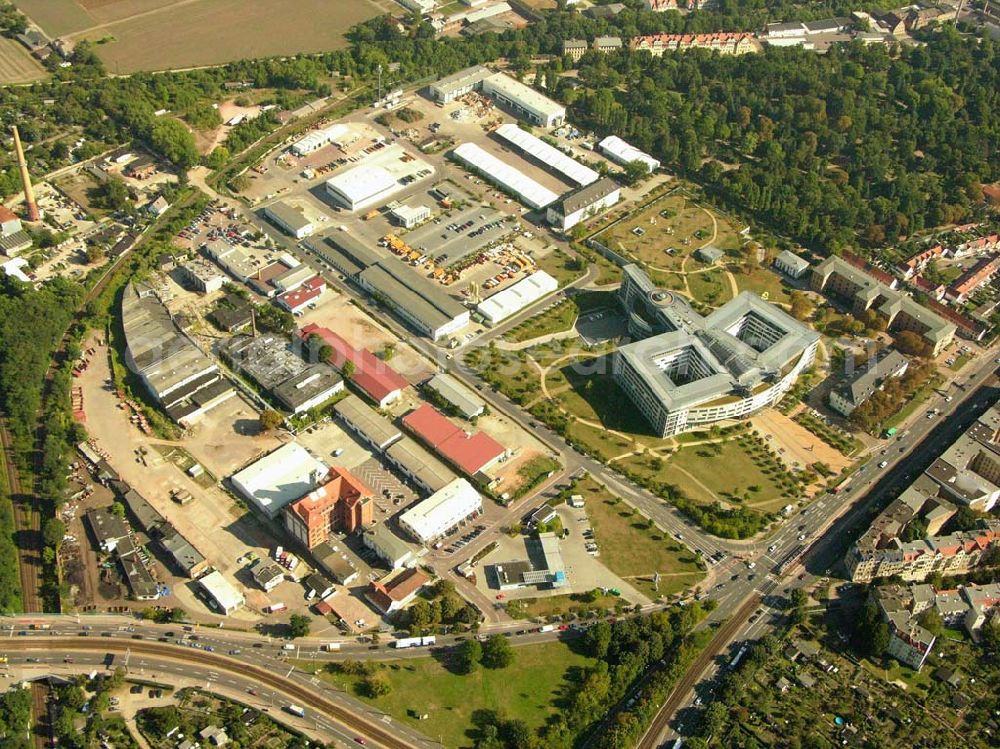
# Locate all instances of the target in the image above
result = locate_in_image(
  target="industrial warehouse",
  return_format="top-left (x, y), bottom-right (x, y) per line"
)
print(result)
top-left (613, 264), bottom-right (819, 437)
top-left (324, 143), bottom-right (434, 212)
top-left (398, 478), bottom-right (484, 544)
top-left (303, 234), bottom-right (470, 340)
top-left (121, 281), bottom-right (236, 424)
top-left (429, 66), bottom-right (566, 127)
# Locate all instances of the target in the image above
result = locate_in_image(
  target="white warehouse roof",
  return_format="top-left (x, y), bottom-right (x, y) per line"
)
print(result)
top-left (325, 165), bottom-right (400, 211)
top-left (292, 123), bottom-right (349, 156)
top-left (198, 570), bottom-right (245, 614)
top-left (598, 135), bottom-right (660, 173)
top-left (478, 270), bottom-right (558, 325)
top-left (495, 124), bottom-right (598, 186)
top-left (399, 478), bottom-right (483, 543)
top-left (230, 442), bottom-right (327, 518)
top-left (452, 143), bottom-right (559, 210)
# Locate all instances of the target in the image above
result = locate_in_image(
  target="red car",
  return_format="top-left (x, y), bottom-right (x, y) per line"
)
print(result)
top-left (354, 739), bottom-right (367, 746)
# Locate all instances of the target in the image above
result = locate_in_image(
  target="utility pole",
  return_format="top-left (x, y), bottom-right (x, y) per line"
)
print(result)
top-left (377, 64), bottom-right (383, 106)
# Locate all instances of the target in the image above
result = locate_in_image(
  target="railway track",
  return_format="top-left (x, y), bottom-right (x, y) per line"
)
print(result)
top-left (30, 680), bottom-right (49, 749)
top-left (7, 638), bottom-right (425, 749)
top-left (637, 593), bottom-right (762, 749)
top-left (0, 417), bottom-right (42, 613)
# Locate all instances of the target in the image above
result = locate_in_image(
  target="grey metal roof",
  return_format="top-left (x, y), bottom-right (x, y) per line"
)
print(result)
top-left (385, 436), bottom-right (454, 494)
top-left (359, 263), bottom-right (467, 334)
top-left (264, 201), bottom-right (311, 232)
top-left (425, 373), bottom-right (485, 419)
top-left (837, 350), bottom-right (909, 407)
top-left (549, 178), bottom-right (619, 217)
top-left (272, 364), bottom-right (342, 411)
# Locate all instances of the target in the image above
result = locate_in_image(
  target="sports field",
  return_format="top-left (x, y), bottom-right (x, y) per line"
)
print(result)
top-left (0, 37), bottom-right (46, 83)
top-left (15, 0), bottom-right (382, 71)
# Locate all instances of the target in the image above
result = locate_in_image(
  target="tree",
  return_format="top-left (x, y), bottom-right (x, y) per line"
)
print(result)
top-left (458, 637), bottom-right (482, 673)
top-left (789, 291), bottom-right (813, 321)
top-left (622, 159), bottom-right (650, 185)
top-left (362, 672), bottom-right (391, 697)
top-left (42, 517), bottom-right (66, 549)
top-left (85, 244), bottom-right (104, 264)
top-left (481, 634), bottom-right (515, 669)
top-left (149, 118), bottom-right (199, 170)
top-left (288, 614), bottom-right (311, 638)
top-left (895, 331), bottom-right (931, 358)
top-left (94, 177), bottom-right (130, 211)
top-left (917, 607), bottom-right (943, 637)
top-left (259, 409), bottom-right (283, 432)
top-left (342, 360), bottom-right (356, 380)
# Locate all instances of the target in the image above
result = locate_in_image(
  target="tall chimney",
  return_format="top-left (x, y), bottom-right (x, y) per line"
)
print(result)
top-left (12, 126), bottom-right (39, 222)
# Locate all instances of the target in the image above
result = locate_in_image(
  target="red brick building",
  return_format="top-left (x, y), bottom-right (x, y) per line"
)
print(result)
top-left (283, 467), bottom-right (374, 548)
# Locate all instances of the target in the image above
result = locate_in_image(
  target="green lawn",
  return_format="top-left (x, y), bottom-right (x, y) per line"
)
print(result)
top-left (504, 290), bottom-right (617, 344)
top-left (883, 376), bottom-right (942, 429)
top-left (313, 642), bottom-right (594, 748)
top-left (535, 247), bottom-right (586, 288)
top-left (668, 440), bottom-right (791, 510)
top-left (949, 354), bottom-right (969, 371)
top-left (576, 477), bottom-right (705, 598)
top-left (733, 265), bottom-right (792, 304)
top-left (687, 268), bottom-right (732, 308)
top-left (506, 592), bottom-right (622, 620)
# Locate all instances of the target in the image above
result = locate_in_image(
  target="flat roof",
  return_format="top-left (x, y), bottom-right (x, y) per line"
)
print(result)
top-left (199, 570), bottom-right (244, 612)
top-left (363, 523), bottom-right (416, 562)
top-left (452, 142), bottom-right (559, 209)
top-left (264, 201), bottom-right (312, 232)
top-left (326, 164), bottom-right (398, 206)
top-left (399, 478), bottom-right (483, 542)
top-left (304, 231), bottom-right (386, 277)
top-left (494, 123), bottom-right (598, 186)
top-left (425, 373), bottom-right (485, 419)
top-left (386, 437), bottom-right (455, 494)
top-left (430, 64), bottom-right (493, 96)
top-left (230, 442), bottom-right (327, 517)
top-left (333, 394), bottom-right (403, 448)
top-left (272, 364), bottom-right (342, 410)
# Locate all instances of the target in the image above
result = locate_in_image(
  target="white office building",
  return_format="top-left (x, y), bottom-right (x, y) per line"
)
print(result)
top-left (390, 204), bottom-right (431, 228)
top-left (398, 478), bottom-right (483, 543)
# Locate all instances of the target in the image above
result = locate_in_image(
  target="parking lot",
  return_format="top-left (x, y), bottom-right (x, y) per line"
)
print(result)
top-left (403, 204), bottom-right (510, 266)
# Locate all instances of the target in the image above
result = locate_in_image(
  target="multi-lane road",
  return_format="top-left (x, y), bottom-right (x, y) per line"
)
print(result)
top-left (640, 352), bottom-right (1000, 748)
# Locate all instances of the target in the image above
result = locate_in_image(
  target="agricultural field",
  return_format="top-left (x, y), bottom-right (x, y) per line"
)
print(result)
top-left (16, 0), bottom-right (381, 72)
top-left (0, 37), bottom-right (46, 83)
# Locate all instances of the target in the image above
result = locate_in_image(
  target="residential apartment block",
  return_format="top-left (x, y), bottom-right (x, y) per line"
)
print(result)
top-left (630, 32), bottom-right (760, 56)
top-left (810, 255), bottom-right (956, 355)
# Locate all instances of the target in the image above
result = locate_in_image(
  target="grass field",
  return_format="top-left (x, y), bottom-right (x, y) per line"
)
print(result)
top-left (734, 265), bottom-right (792, 305)
top-left (593, 191), bottom-right (742, 272)
top-left (575, 476), bottom-right (705, 598)
top-left (0, 37), bottom-right (46, 83)
top-left (313, 641), bottom-right (594, 749)
top-left (18, 0), bottom-right (380, 72)
top-left (668, 440), bottom-right (791, 511)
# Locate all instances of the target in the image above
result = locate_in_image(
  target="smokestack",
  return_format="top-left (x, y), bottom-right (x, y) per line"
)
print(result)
top-left (12, 126), bottom-right (39, 222)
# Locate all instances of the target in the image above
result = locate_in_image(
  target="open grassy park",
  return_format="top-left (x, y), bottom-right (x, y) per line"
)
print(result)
top-left (592, 190), bottom-right (743, 273)
top-left (311, 641), bottom-right (594, 749)
top-left (467, 340), bottom-right (813, 536)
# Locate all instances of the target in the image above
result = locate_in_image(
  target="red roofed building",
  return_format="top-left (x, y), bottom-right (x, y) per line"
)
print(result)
top-left (402, 403), bottom-right (507, 476)
top-left (899, 245), bottom-right (944, 278)
top-left (365, 567), bottom-right (430, 614)
top-left (947, 255), bottom-right (1000, 303)
top-left (283, 467), bottom-right (374, 548)
top-left (299, 323), bottom-right (408, 407)
top-left (630, 32), bottom-right (759, 56)
top-left (910, 274), bottom-right (946, 301)
top-left (277, 276), bottom-right (326, 314)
